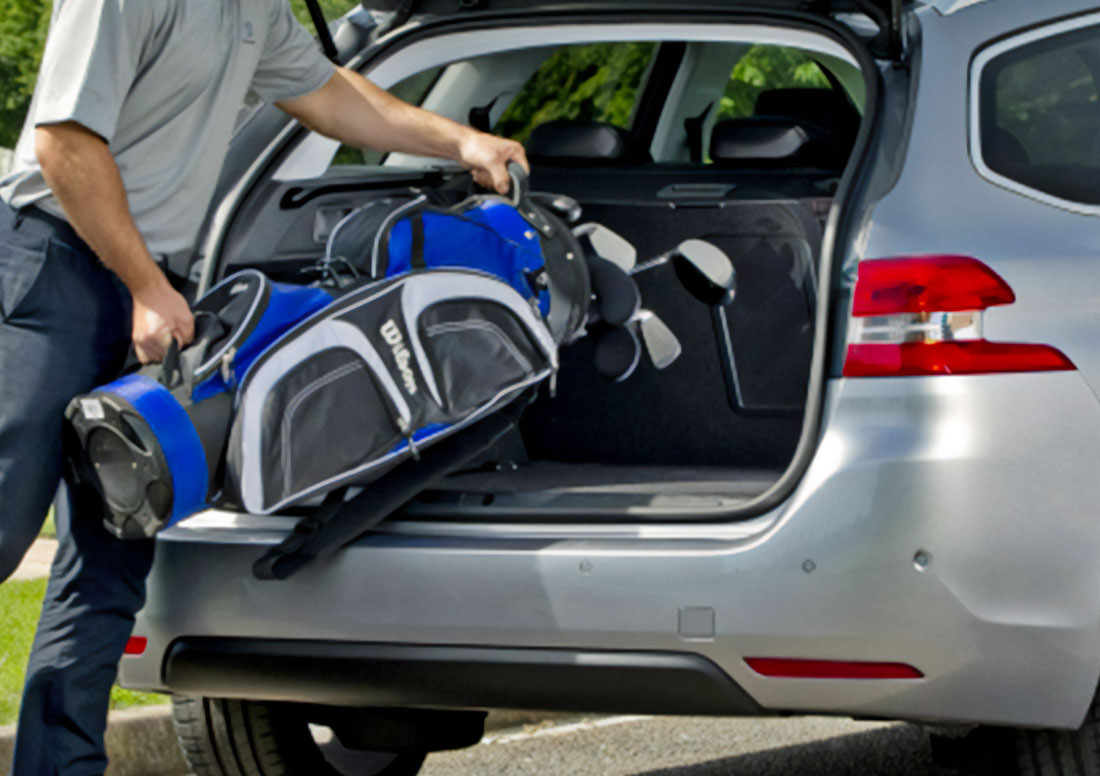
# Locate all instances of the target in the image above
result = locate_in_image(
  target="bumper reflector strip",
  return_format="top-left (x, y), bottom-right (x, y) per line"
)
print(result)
top-left (124, 637), bottom-right (148, 656)
top-left (745, 658), bottom-right (923, 679)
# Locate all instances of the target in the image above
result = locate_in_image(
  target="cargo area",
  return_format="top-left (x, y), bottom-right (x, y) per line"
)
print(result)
top-left (208, 30), bottom-right (868, 519)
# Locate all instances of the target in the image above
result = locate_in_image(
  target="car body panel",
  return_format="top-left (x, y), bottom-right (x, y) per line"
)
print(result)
top-left (123, 370), bottom-right (1100, 728)
top-left (860, 0), bottom-right (1100, 399)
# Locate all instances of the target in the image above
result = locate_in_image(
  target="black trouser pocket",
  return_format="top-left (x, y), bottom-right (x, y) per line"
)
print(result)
top-left (0, 214), bottom-right (50, 322)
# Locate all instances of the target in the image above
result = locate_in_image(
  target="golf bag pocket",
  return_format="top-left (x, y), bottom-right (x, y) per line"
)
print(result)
top-left (65, 270), bottom-right (334, 539)
top-left (227, 269), bottom-right (557, 514)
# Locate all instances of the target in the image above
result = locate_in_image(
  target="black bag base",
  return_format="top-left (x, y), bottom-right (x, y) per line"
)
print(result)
top-left (66, 393), bottom-right (174, 540)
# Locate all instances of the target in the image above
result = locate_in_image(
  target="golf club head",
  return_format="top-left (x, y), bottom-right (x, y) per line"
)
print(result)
top-left (594, 325), bottom-right (642, 382)
top-left (672, 239), bottom-right (736, 307)
top-left (574, 223), bottom-right (638, 273)
top-left (634, 310), bottom-right (682, 370)
top-left (587, 254), bottom-right (641, 326)
top-left (531, 192), bottom-right (583, 224)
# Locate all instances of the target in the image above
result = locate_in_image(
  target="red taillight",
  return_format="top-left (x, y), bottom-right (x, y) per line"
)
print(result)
top-left (844, 255), bottom-right (1074, 377)
top-left (852, 255), bottom-right (1015, 316)
top-left (124, 636), bottom-right (147, 656)
top-left (745, 658), bottom-right (923, 680)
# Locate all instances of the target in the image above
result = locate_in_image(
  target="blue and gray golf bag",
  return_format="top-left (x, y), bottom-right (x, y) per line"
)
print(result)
top-left (65, 166), bottom-right (607, 545)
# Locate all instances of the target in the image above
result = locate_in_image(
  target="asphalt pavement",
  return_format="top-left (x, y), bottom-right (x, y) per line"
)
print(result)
top-left (415, 714), bottom-right (987, 776)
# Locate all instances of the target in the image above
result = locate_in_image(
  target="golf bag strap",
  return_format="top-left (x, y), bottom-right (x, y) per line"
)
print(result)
top-left (410, 210), bottom-right (426, 270)
top-left (252, 392), bottom-right (537, 581)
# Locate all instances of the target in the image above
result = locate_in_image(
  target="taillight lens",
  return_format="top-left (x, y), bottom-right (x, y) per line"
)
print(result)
top-left (852, 255), bottom-right (1014, 316)
top-left (844, 255), bottom-right (1074, 377)
top-left (124, 636), bottom-right (147, 655)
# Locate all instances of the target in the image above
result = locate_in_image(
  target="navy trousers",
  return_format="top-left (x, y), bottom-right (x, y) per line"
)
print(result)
top-left (0, 201), bottom-right (156, 776)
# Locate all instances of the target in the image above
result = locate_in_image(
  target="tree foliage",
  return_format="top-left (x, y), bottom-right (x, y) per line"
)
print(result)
top-left (717, 44), bottom-right (830, 120)
top-left (0, 0), bottom-right (50, 149)
top-left (288, 0), bottom-right (359, 30)
top-left (496, 42), bottom-right (657, 145)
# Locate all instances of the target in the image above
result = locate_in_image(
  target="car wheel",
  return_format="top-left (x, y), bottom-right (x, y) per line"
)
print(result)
top-left (929, 692), bottom-right (1100, 776)
top-left (172, 696), bottom-right (427, 776)
top-left (1013, 701), bottom-right (1100, 776)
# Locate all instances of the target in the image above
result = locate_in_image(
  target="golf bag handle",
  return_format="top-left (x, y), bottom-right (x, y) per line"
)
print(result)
top-left (507, 161), bottom-right (529, 208)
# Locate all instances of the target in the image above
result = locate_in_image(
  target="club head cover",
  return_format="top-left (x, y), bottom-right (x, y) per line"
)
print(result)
top-left (594, 325), bottom-right (642, 382)
top-left (587, 254), bottom-right (641, 326)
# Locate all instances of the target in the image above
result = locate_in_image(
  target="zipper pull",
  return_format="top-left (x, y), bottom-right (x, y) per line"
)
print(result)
top-left (220, 347), bottom-right (237, 386)
top-left (397, 416), bottom-right (421, 461)
top-left (549, 367), bottom-right (558, 398)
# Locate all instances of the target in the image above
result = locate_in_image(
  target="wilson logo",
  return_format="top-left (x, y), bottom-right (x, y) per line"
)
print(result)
top-left (380, 320), bottom-right (418, 396)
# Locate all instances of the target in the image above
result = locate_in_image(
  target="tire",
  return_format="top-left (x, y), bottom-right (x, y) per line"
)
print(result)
top-left (172, 695), bottom-right (427, 776)
top-left (929, 689), bottom-right (1100, 776)
top-left (1014, 692), bottom-right (1100, 776)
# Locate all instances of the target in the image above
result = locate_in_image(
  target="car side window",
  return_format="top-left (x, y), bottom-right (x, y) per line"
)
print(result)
top-left (330, 67), bottom-right (445, 166)
top-left (494, 42), bottom-right (658, 144)
top-left (715, 44), bottom-right (832, 121)
top-left (978, 24), bottom-right (1100, 206)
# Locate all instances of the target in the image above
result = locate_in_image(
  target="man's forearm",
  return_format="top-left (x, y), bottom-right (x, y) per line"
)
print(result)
top-left (279, 68), bottom-right (478, 160)
top-left (35, 123), bottom-right (166, 296)
top-left (35, 122), bottom-right (195, 362)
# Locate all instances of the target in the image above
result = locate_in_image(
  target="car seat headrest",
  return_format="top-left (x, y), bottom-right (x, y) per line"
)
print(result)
top-left (754, 88), bottom-right (856, 126)
top-left (527, 120), bottom-right (650, 165)
top-left (714, 87), bottom-right (860, 169)
top-left (710, 117), bottom-right (843, 169)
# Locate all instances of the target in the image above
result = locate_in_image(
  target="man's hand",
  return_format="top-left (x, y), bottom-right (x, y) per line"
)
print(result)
top-left (459, 133), bottom-right (528, 195)
top-left (278, 69), bottom-right (529, 194)
top-left (131, 279), bottom-right (195, 364)
top-left (36, 122), bottom-right (195, 364)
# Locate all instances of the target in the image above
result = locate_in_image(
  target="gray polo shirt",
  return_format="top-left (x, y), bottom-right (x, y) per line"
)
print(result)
top-left (0, 0), bottom-right (335, 255)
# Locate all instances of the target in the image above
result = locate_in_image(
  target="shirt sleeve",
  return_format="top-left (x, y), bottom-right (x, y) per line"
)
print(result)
top-left (31, 0), bottom-right (151, 143)
top-left (250, 0), bottom-right (336, 103)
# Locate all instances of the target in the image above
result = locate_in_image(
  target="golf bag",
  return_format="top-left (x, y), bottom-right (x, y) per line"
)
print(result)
top-left (65, 166), bottom-right (594, 539)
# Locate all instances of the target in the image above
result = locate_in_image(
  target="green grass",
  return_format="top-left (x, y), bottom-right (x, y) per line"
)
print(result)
top-left (0, 577), bottom-right (166, 726)
top-left (38, 507), bottom-right (55, 539)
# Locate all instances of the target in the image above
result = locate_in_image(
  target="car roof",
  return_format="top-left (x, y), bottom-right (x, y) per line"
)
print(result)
top-left (364, 0), bottom-right (905, 15)
top-left (923, 0), bottom-right (993, 13)
top-left (358, 0), bottom-right (911, 59)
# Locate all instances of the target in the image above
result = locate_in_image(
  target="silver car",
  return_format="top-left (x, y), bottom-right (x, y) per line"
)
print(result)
top-left (118, 1), bottom-right (1100, 774)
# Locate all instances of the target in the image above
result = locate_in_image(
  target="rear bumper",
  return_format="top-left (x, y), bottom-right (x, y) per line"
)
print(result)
top-left (123, 371), bottom-right (1100, 729)
top-left (164, 639), bottom-right (762, 714)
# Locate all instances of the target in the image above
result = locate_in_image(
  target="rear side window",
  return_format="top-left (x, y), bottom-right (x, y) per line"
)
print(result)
top-left (495, 42), bottom-right (658, 144)
top-left (715, 44), bottom-right (832, 121)
top-left (977, 22), bottom-right (1100, 207)
top-left (331, 67), bottom-right (444, 166)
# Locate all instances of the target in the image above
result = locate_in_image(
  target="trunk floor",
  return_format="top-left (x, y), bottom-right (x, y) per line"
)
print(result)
top-left (439, 462), bottom-right (783, 497)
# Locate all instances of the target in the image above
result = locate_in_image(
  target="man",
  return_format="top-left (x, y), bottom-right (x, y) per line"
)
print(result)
top-left (0, 0), bottom-right (527, 772)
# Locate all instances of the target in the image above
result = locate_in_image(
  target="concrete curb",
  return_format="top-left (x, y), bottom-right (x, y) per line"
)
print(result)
top-left (1, 703), bottom-right (570, 775)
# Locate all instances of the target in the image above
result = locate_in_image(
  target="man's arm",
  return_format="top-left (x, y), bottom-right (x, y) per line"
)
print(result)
top-left (276, 68), bottom-right (527, 194)
top-left (36, 122), bottom-right (194, 363)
